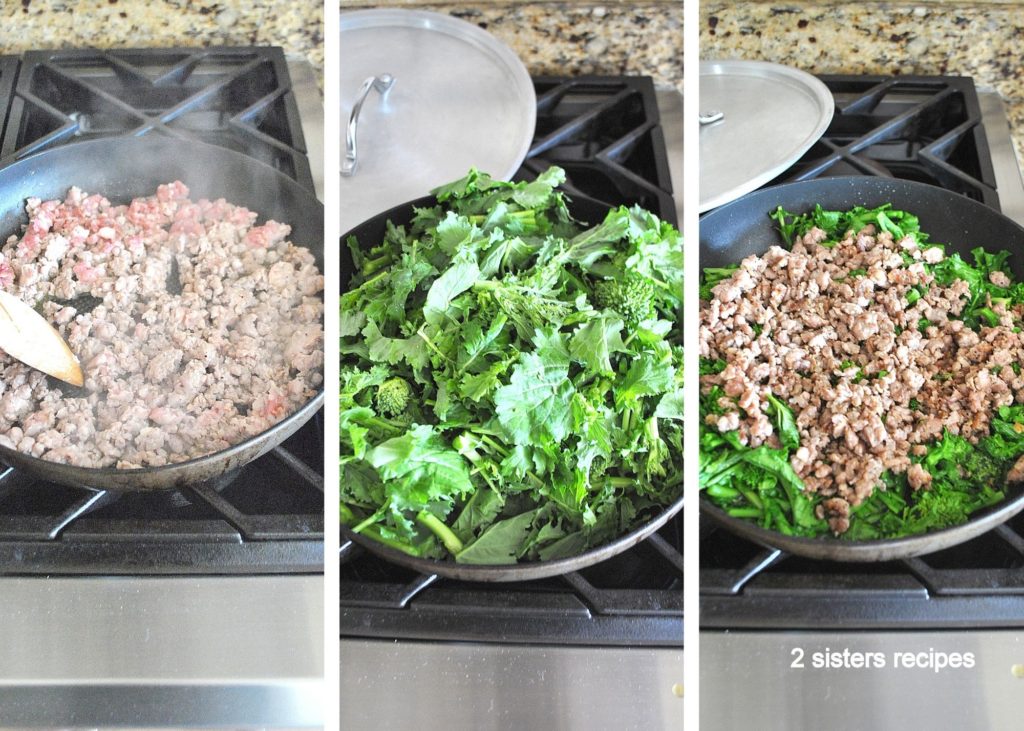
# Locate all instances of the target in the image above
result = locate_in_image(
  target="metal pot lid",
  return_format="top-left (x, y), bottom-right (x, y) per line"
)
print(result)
top-left (340, 9), bottom-right (536, 232)
top-left (699, 60), bottom-right (834, 212)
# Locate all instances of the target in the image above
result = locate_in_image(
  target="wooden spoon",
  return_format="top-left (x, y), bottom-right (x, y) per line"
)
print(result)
top-left (0, 290), bottom-right (83, 386)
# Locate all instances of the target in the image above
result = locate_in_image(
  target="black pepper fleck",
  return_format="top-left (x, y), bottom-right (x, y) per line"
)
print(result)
top-left (21, 0), bottom-right (30, 8)
top-left (809, 36), bottom-right (817, 43)
top-left (119, 10), bottom-right (126, 18)
top-left (798, 19), bottom-right (809, 29)
top-left (708, 16), bottom-right (718, 29)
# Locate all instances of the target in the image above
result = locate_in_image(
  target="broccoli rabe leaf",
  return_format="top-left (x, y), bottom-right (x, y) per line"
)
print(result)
top-left (366, 424), bottom-right (475, 527)
top-left (569, 314), bottom-right (626, 377)
top-left (494, 352), bottom-right (576, 445)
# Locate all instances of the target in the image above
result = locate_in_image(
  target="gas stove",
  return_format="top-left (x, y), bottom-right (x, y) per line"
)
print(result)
top-left (0, 47), bottom-right (324, 728)
top-left (701, 76), bottom-right (1024, 730)
top-left (340, 77), bottom-right (684, 731)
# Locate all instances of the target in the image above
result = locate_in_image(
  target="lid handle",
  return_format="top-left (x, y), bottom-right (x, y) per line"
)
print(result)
top-left (342, 73), bottom-right (395, 177)
top-left (699, 110), bottom-right (725, 126)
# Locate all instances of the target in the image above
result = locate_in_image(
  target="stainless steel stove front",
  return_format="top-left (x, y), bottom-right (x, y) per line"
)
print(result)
top-left (339, 87), bottom-right (685, 731)
top-left (0, 576), bottom-right (323, 728)
top-left (701, 88), bottom-right (1024, 731)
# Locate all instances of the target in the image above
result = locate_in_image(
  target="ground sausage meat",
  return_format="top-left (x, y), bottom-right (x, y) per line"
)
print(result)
top-left (0, 182), bottom-right (324, 468)
top-left (700, 224), bottom-right (1024, 534)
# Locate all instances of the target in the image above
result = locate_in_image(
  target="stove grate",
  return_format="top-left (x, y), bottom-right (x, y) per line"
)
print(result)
top-left (2, 47), bottom-right (313, 190)
top-left (775, 75), bottom-right (999, 208)
top-left (523, 76), bottom-right (676, 225)
top-left (0, 413), bottom-right (324, 575)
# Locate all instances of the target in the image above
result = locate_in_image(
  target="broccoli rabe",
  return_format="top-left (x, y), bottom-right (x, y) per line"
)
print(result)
top-left (594, 274), bottom-right (656, 325)
top-left (375, 377), bottom-right (411, 417)
top-left (341, 166), bottom-right (683, 564)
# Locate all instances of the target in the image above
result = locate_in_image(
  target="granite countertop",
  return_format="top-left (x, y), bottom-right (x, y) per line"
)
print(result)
top-left (340, 2), bottom-right (683, 93)
top-left (701, 2), bottom-right (1024, 164)
top-left (1, 0), bottom-right (323, 81)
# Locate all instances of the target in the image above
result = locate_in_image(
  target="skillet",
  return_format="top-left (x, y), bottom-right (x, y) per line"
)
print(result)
top-left (341, 194), bottom-right (684, 582)
top-left (0, 135), bottom-right (325, 491)
top-left (700, 177), bottom-right (1024, 562)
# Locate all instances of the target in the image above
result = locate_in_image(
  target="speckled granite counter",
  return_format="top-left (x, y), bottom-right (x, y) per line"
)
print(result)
top-left (701, 2), bottom-right (1024, 164)
top-left (2, 0), bottom-right (322, 80)
top-left (341, 3), bottom-right (683, 93)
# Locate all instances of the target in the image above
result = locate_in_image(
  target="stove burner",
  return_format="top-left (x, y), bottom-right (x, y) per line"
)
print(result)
top-left (523, 76), bottom-right (676, 224)
top-left (0, 47), bottom-right (323, 576)
top-left (775, 75), bottom-right (998, 207)
top-left (701, 74), bottom-right (1024, 629)
top-left (341, 75), bottom-right (681, 647)
top-left (2, 47), bottom-right (313, 189)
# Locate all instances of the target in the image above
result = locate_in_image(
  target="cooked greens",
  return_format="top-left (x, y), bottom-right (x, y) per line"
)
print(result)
top-left (341, 167), bottom-right (683, 563)
top-left (701, 203), bottom-right (1023, 540)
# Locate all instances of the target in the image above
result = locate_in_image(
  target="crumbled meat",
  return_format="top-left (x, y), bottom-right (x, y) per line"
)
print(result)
top-left (991, 270), bottom-right (1011, 288)
top-left (906, 463), bottom-right (932, 490)
top-left (1008, 455), bottom-right (1024, 483)
top-left (0, 183), bottom-right (324, 468)
top-left (700, 223), bottom-right (1024, 533)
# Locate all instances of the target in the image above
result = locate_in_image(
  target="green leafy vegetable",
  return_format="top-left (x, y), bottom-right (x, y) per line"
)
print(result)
top-left (341, 167), bottom-right (682, 561)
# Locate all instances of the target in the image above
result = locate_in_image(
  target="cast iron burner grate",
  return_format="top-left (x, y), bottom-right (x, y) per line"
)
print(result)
top-left (2, 47), bottom-right (313, 190)
top-left (769, 75), bottom-right (999, 209)
top-left (340, 514), bottom-right (682, 646)
top-left (701, 74), bottom-right (1024, 629)
top-left (0, 57), bottom-right (18, 148)
top-left (0, 47), bottom-right (323, 575)
top-left (341, 75), bottom-right (681, 647)
top-left (0, 413), bottom-right (324, 575)
top-left (522, 76), bottom-right (676, 225)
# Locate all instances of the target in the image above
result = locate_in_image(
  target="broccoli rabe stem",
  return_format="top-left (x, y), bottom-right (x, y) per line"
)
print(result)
top-left (362, 252), bottom-right (393, 276)
top-left (468, 209), bottom-right (537, 229)
top-left (344, 505), bottom-right (432, 557)
top-left (351, 510), bottom-right (383, 534)
top-left (476, 433), bottom-right (511, 459)
top-left (599, 477), bottom-right (637, 489)
top-left (416, 327), bottom-right (453, 363)
top-left (362, 415), bottom-right (404, 435)
top-left (416, 510), bottom-right (464, 554)
top-left (360, 526), bottom-right (423, 556)
top-left (621, 407), bottom-right (635, 434)
top-left (453, 432), bottom-right (501, 491)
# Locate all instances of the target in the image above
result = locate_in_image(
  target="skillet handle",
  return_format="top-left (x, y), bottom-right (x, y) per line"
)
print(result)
top-left (342, 73), bottom-right (395, 177)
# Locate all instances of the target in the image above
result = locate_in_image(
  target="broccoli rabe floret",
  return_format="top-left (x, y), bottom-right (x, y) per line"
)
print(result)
top-left (593, 275), bottom-right (655, 324)
top-left (376, 377), bottom-right (411, 417)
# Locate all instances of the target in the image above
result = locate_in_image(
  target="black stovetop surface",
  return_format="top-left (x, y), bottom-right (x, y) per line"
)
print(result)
top-left (0, 47), bottom-right (323, 576)
top-left (340, 75), bottom-right (682, 647)
top-left (701, 74), bottom-right (1024, 629)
